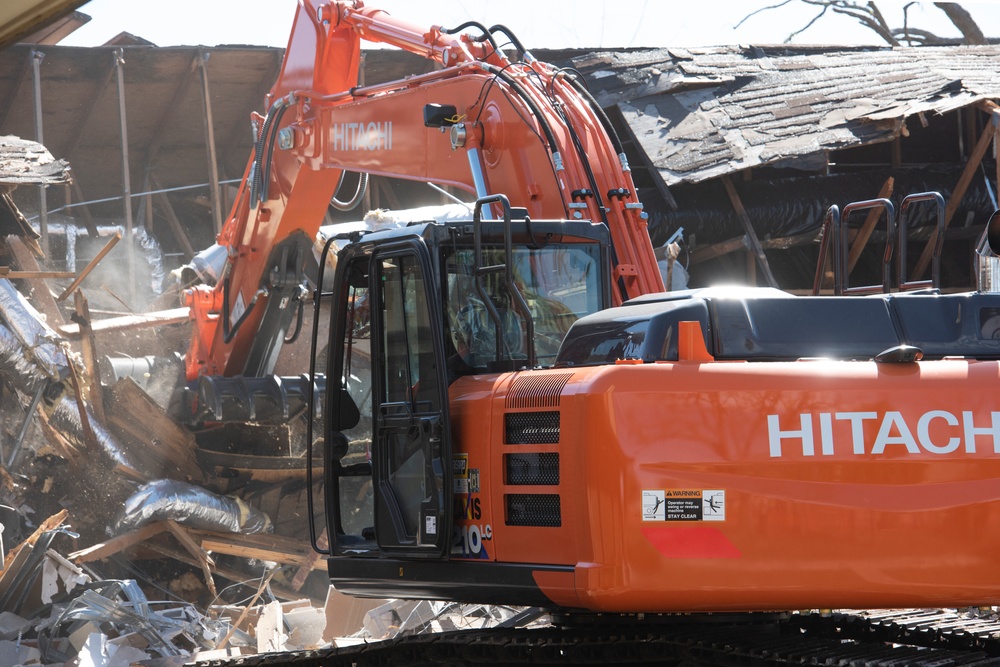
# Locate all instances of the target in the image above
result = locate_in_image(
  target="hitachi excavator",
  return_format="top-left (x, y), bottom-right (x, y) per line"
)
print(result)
top-left (182, 1), bottom-right (1000, 664)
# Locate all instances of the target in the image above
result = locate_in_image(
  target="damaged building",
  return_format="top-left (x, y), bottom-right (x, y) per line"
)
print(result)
top-left (562, 43), bottom-right (1000, 289)
top-left (0, 10), bottom-right (998, 665)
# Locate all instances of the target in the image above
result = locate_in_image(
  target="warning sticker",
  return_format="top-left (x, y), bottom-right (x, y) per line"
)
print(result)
top-left (642, 490), bottom-right (665, 521)
top-left (642, 489), bottom-right (726, 522)
top-left (453, 454), bottom-right (469, 494)
top-left (702, 489), bottom-right (726, 521)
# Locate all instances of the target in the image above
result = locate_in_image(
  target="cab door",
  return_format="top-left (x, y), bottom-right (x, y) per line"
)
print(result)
top-left (368, 242), bottom-right (452, 557)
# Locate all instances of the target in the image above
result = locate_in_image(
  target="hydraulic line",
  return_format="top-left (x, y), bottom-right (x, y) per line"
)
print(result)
top-left (439, 21), bottom-right (503, 58)
top-left (480, 63), bottom-right (560, 157)
top-left (251, 96), bottom-right (292, 206)
top-left (331, 171), bottom-right (369, 211)
top-left (476, 63), bottom-right (567, 217)
top-left (563, 71), bottom-right (628, 160)
top-left (488, 24), bottom-right (529, 62)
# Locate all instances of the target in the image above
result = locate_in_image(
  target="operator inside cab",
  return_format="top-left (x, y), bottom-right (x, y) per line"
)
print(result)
top-left (442, 244), bottom-right (601, 378)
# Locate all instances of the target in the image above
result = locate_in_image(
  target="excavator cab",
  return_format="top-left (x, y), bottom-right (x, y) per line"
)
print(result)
top-left (309, 201), bottom-right (611, 586)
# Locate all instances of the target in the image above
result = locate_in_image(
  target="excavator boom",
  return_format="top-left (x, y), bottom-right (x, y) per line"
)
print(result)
top-left (183, 0), bottom-right (661, 382)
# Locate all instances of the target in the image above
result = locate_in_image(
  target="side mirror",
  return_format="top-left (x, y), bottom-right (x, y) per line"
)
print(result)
top-left (334, 387), bottom-right (360, 432)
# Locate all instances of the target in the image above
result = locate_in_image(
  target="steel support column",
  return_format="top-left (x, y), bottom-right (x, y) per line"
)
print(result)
top-left (199, 51), bottom-right (223, 234)
top-left (31, 49), bottom-right (48, 258)
top-left (113, 48), bottom-right (136, 305)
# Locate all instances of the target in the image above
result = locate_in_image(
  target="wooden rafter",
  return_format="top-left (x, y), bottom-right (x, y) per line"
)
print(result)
top-left (913, 109), bottom-right (998, 279)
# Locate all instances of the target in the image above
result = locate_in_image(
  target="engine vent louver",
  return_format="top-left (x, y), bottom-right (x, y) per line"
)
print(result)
top-left (505, 453), bottom-right (560, 485)
top-left (505, 493), bottom-right (561, 527)
top-left (505, 411), bottom-right (560, 444)
top-left (505, 373), bottom-right (573, 409)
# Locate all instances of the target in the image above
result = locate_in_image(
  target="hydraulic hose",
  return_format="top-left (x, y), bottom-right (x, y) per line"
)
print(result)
top-left (331, 171), bottom-right (369, 211)
top-left (563, 71), bottom-right (628, 158)
top-left (251, 96), bottom-right (292, 206)
top-left (481, 63), bottom-right (561, 165)
top-left (439, 21), bottom-right (503, 58)
top-left (488, 24), bottom-right (528, 61)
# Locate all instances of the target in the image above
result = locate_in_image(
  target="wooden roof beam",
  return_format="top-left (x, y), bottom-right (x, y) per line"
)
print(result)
top-left (913, 108), bottom-right (998, 278)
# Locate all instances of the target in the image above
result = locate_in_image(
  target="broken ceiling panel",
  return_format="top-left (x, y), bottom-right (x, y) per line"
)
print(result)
top-left (572, 44), bottom-right (1000, 186)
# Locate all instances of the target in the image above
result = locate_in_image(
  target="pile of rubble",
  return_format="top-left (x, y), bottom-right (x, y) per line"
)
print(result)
top-left (0, 138), bottom-right (510, 665)
top-left (0, 137), bottom-right (541, 665)
top-left (0, 511), bottom-right (530, 665)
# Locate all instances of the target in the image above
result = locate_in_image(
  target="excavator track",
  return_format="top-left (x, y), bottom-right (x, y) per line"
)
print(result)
top-left (792, 608), bottom-right (1000, 656)
top-left (192, 609), bottom-right (1000, 667)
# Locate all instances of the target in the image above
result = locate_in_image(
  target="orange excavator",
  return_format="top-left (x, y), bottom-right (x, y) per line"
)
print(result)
top-left (183, 0), bottom-right (1000, 660)
top-left (182, 0), bottom-right (660, 385)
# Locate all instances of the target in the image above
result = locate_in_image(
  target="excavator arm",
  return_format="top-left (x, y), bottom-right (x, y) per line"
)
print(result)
top-left (183, 0), bottom-right (662, 381)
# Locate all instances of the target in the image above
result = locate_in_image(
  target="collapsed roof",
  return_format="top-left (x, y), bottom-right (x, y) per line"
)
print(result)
top-left (568, 44), bottom-right (1000, 186)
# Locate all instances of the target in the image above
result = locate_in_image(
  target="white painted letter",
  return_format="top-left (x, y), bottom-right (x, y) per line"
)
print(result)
top-left (819, 412), bottom-right (835, 455)
top-left (768, 414), bottom-right (814, 458)
top-left (835, 412), bottom-right (878, 454)
top-left (963, 411), bottom-right (1000, 453)
top-left (917, 410), bottom-right (960, 454)
top-left (872, 411), bottom-right (920, 454)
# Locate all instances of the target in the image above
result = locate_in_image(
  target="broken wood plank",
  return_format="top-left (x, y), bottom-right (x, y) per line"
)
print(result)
top-left (290, 529), bottom-right (327, 591)
top-left (68, 521), bottom-right (168, 563)
top-left (73, 289), bottom-right (104, 423)
top-left (165, 520), bottom-right (217, 599)
top-left (0, 267), bottom-right (73, 278)
top-left (113, 463), bottom-right (149, 483)
top-left (143, 539), bottom-right (311, 602)
top-left (56, 232), bottom-right (121, 301)
top-left (721, 175), bottom-right (777, 287)
top-left (195, 530), bottom-right (317, 568)
top-left (64, 354), bottom-right (99, 455)
top-left (165, 520), bottom-right (215, 568)
top-left (914, 114), bottom-right (996, 279)
top-left (5, 235), bottom-right (63, 326)
top-left (690, 236), bottom-right (748, 265)
top-left (56, 306), bottom-right (189, 338)
top-left (105, 377), bottom-right (204, 483)
top-left (4, 509), bottom-right (68, 570)
top-left (36, 406), bottom-right (85, 463)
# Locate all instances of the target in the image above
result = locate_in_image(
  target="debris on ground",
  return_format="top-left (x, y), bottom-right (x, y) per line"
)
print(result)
top-left (0, 513), bottom-right (530, 665)
top-left (0, 140), bottom-right (428, 665)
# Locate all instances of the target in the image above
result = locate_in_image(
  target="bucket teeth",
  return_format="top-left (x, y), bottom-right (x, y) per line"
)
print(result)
top-left (185, 374), bottom-right (325, 424)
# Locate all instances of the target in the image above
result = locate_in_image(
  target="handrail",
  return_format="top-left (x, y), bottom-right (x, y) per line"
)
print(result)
top-left (841, 198), bottom-right (895, 295)
top-left (812, 205), bottom-right (842, 296)
top-left (897, 192), bottom-right (945, 291)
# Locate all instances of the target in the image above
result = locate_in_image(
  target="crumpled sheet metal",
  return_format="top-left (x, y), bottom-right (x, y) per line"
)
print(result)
top-left (115, 479), bottom-right (272, 535)
top-left (48, 393), bottom-right (134, 469)
top-left (0, 278), bottom-right (66, 380)
top-left (37, 579), bottom-right (220, 660)
top-left (0, 277), bottom-right (141, 471)
top-left (0, 322), bottom-right (50, 392)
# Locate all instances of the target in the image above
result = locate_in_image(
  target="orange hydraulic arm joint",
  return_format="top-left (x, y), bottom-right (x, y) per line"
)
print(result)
top-left (183, 0), bottom-right (663, 382)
